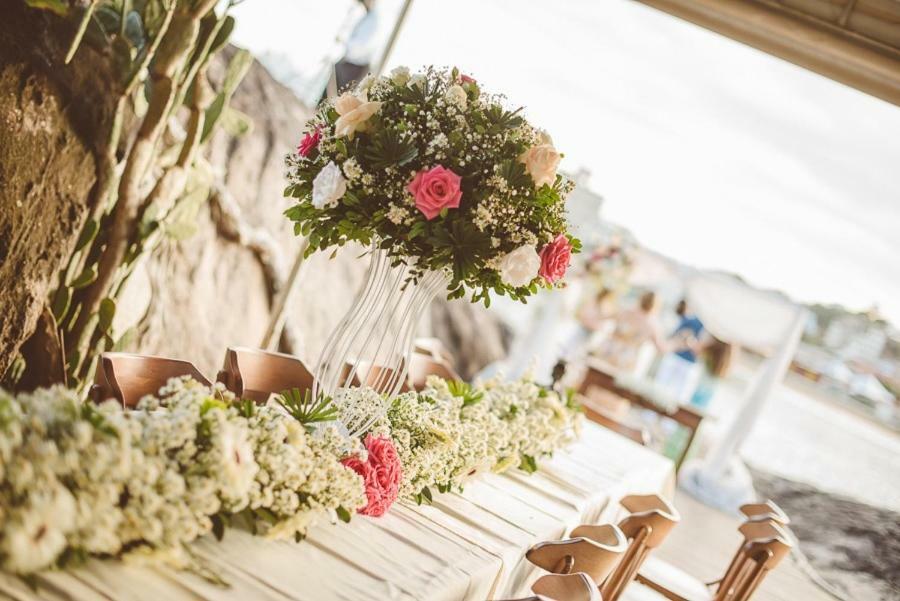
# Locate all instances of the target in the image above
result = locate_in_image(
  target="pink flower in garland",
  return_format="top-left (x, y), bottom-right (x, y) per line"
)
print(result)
top-left (298, 128), bottom-right (321, 157)
top-left (538, 234), bottom-right (572, 284)
top-left (459, 74), bottom-right (476, 85)
top-left (341, 435), bottom-right (402, 517)
top-left (407, 165), bottom-right (462, 220)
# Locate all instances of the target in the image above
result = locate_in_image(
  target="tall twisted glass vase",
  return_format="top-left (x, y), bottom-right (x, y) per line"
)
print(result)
top-left (312, 245), bottom-right (448, 404)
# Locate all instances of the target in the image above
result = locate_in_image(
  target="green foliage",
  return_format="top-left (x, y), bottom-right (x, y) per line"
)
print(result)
top-left (276, 388), bottom-right (339, 431)
top-left (518, 454), bottom-right (538, 474)
top-left (335, 506), bottom-right (353, 523)
top-left (445, 380), bottom-right (483, 408)
top-left (363, 128), bottom-right (419, 171)
top-left (201, 49), bottom-right (253, 142)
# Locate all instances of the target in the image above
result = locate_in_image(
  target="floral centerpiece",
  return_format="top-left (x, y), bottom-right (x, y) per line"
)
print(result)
top-left (284, 66), bottom-right (581, 302)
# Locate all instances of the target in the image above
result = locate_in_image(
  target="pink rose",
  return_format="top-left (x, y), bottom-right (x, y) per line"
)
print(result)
top-left (539, 234), bottom-right (572, 284)
top-left (407, 165), bottom-right (462, 220)
top-left (460, 74), bottom-right (476, 84)
top-left (341, 435), bottom-right (402, 517)
top-left (298, 128), bottom-right (321, 157)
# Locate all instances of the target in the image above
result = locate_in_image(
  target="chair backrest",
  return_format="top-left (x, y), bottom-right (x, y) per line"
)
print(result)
top-left (527, 525), bottom-right (627, 585)
top-left (341, 360), bottom-right (405, 392)
top-left (599, 494), bottom-right (680, 601)
top-left (405, 351), bottom-right (461, 391)
top-left (217, 347), bottom-right (314, 403)
top-left (582, 404), bottom-right (650, 446)
top-left (532, 573), bottom-right (602, 601)
top-left (413, 337), bottom-right (455, 364)
top-left (739, 500), bottom-right (790, 526)
top-left (715, 521), bottom-right (793, 601)
top-left (91, 352), bottom-right (210, 408)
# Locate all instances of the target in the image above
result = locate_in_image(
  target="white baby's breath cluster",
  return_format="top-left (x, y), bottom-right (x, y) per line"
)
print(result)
top-left (335, 376), bottom-right (582, 503)
top-left (0, 378), bottom-right (364, 575)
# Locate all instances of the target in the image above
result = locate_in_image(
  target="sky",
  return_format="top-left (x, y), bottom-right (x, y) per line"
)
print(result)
top-left (232, 0), bottom-right (900, 325)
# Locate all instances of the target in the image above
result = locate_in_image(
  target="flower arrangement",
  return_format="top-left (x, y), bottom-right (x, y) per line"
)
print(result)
top-left (0, 375), bottom-right (580, 577)
top-left (284, 66), bottom-right (582, 304)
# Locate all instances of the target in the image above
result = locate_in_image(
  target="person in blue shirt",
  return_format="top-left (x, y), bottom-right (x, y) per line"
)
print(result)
top-left (672, 299), bottom-right (705, 363)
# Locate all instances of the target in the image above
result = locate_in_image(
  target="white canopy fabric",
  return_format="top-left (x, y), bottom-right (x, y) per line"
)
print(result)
top-left (686, 273), bottom-right (800, 355)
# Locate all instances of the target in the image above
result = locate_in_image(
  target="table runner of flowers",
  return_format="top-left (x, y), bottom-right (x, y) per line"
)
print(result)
top-left (0, 376), bottom-right (581, 580)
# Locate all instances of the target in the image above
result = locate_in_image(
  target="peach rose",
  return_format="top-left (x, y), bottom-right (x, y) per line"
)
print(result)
top-left (333, 92), bottom-right (381, 139)
top-left (519, 132), bottom-right (560, 188)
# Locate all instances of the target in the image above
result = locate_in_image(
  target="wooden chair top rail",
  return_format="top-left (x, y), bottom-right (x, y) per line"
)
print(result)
top-left (91, 352), bottom-right (210, 408)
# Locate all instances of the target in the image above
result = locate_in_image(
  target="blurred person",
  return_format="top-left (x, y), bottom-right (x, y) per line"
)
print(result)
top-left (655, 298), bottom-right (706, 403)
top-left (595, 290), bottom-right (667, 371)
top-left (688, 336), bottom-right (733, 409)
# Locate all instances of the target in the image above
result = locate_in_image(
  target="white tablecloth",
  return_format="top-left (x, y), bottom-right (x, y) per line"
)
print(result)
top-left (0, 422), bottom-right (674, 601)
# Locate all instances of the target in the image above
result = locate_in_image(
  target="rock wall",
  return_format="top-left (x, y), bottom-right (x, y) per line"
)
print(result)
top-left (0, 4), bottom-right (118, 380)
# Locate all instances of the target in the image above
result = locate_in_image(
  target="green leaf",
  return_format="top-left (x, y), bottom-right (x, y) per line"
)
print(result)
top-left (336, 506), bottom-right (352, 523)
top-left (447, 380), bottom-right (483, 407)
top-left (276, 388), bottom-right (339, 430)
top-left (219, 107), bottom-right (253, 137)
top-left (98, 297), bottom-right (116, 333)
top-left (51, 286), bottom-right (71, 322)
top-left (202, 49), bottom-right (253, 143)
top-left (75, 219), bottom-right (99, 252)
top-left (518, 454), bottom-right (538, 474)
top-left (363, 128), bottom-right (418, 171)
top-left (208, 15), bottom-right (235, 55)
top-left (421, 487), bottom-right (433, 504)
top-left (71, 265), bottom-right (98, 289)
top-left (25, 0), bottom-right (69, 16)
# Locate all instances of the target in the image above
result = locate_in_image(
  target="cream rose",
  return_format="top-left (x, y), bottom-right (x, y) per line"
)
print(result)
top-left (389, 66), bottom-right (410, 86)
top-left (334, 97), bottom-right (382, 139)
top-left (334, 92), bottom-right (363, 116)
top-left (445, 84), bottom-right (467, 108)
top-left (312, 161), bottom-right (347, 209)
top-left (497, 245), bottom-right (541, 288)
top-left (519, 133), bottom-right (561, 188)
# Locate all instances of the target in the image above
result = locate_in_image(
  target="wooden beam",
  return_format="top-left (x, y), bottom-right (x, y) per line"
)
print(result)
top-left (633, 0), bottom-right (900, 106)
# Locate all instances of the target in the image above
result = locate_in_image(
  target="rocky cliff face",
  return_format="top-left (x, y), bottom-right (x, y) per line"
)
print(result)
top-left (0, 4), bottom-right (118, 381)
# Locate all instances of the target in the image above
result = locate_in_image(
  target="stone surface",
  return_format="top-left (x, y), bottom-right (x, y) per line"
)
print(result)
top-left (752, 468), bottom-right (900, 601)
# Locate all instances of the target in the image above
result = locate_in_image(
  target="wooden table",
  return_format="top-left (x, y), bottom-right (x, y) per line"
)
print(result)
top-left (578, 361), bottom-right (704, 471)
top-left (0, 423), bottom-right (674, 601)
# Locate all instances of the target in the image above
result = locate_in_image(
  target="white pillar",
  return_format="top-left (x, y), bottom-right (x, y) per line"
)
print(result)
top-left (680, 306), bottom-right (806, 511)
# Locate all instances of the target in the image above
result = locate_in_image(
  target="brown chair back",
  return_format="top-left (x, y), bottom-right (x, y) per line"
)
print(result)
top-left (91, 352), bottom-right (210, 408)
top-left (532, 573), bottom-right (602, 601)
top-left (715, 521), bottom-right (793, 601)
top-left (217, 347), bottom-right (314, 403)
top-left (405, 351), bottom-right (461, 391)
top-left (341, 360), bottom-right (405, 392)
top-left (598, 493), bottom-right (680, 601)
top-left (527, 525), bottom-right (627, 585)
top-left (739, 500), bottom-right (790, 526)
top-left (581, 403), bottom-right (650, 446)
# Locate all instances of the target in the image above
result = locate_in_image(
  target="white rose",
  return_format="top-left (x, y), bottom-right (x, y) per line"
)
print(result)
top-left (519, 139), bottom-right (561, 188)
top-left (445, 84), bottom-right (467, 108)
top-left (312, 162), bottom-right (347, 209)
top-left (497, 245), bottom-right (541, 288)
top-left (389, 66), bottom-right (411, 86)
top-left (408, 74), bottom-right (426, 89)
top-left (356, 74), bottom-right (376, 93)
top-left (334, 100), bottom-right (382, 138)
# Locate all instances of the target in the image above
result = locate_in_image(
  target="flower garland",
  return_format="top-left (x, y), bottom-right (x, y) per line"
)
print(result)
top-left (284, 66), bottom-right (582, 305)
top-left (0, 376), bottom-right (580, 576)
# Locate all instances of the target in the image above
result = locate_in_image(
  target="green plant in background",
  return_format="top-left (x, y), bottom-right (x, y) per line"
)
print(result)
top-left (22, 0), bottom-right (254, 392)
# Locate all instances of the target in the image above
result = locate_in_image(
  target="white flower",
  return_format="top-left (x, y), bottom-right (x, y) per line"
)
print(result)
top-left (219, 421), bottom-right (257, 495)
top-left (356, 74), bottom-right (376, 93)
top-left (312, 162), bottom-right (347, 209)
top-left (342, 157), bottom-right (362, 181)
top-left (389, 66), bottom-right (410, 86)
top-left (445, 84), bottom-right (467, 109)
top-left (1, 486), bottom-right (75, 573)
top-left (497, 245), bottom-right (541, 287)
top-left (407, 74), bottom-right (426, 89)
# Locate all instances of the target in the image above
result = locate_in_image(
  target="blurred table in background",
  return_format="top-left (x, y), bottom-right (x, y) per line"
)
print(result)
top-left (0, 422), bottom-right (673, 601)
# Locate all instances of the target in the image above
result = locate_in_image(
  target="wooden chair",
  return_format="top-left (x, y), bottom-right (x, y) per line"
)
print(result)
top-left (90, 352), bottom-right (210, 408)
top-left (217, 347), bottom-right (314, 403)
top-left (340, 360), bottom-right (405, 391)
top-left (497, 572), bottom-right (601, 601)
top-left (572, 494), bottom-right (679, 601)
top-left (739, 500), bottom-right (790, 526)
top-left (633, 520), bottom-right (793, 601)
top-left (405, 351), bottom-right (462, 391)
top-left (527, 524), bottom-right (628, 585)
top-left (581, 402), bottom-right (650, 446)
